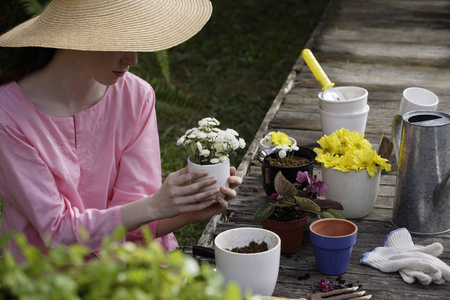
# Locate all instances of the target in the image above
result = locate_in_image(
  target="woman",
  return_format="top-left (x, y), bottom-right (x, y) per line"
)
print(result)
top-left (0, 0), bottom-right (241, 261)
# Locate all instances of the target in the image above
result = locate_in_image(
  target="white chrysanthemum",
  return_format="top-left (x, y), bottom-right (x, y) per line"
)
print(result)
top-left (176, 136), bottom-right (185, 146)
top-left (215, 143), bottom-right (224, 152)
top-left (210, 158), bottom-right (220, 164)
top-left (196, 141), bottom-right (203, 151)
top-left (200, 149), bottom-right (210, 157)
top-left (292, 145), bottom-right (299, 151)
top-left (197, 131), bottom-right (207, 139)
top-left (226, 128), bottom-right (239, 136)
top-left (224, 132), bottom-right (235, 141)
top-left (219, 155), bottom-right (228, 162)
top-left (230, 139), bottom-right (240, 150)
top-left (278, 150), bottom-right (287, 158)
top-left (281, 145), bottom-right (290, 151)
top-left (208, 132), bottom-right (218, 139)
top-left (239, 138), bottom-right (246, 148)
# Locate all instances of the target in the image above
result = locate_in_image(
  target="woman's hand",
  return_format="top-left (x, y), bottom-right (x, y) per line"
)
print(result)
top-left (184, 166), bottom-right (242, 223)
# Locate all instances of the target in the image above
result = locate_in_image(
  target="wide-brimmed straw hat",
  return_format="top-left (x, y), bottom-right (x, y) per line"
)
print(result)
top-left (0, 0), bottom-right (212, 52)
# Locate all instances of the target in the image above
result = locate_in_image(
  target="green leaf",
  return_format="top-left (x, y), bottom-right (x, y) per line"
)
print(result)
top-left (253, 203), bottom-right (276, 221)
top-left (320, 211), bottom-right (335, 219)
top-left (274, 172), bottom-right (297, 196)
top-left (325, 209), bottom-right (346, 219)
top-left (294, 197), bottom-right (321, 214)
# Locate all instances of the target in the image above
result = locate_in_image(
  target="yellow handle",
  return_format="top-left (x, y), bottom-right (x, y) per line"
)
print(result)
top-left (301, 49), bottom-right (334, 91)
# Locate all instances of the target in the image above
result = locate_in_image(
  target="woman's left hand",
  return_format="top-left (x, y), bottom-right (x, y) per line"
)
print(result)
top-left (186, 166), bottom-right (242, 222)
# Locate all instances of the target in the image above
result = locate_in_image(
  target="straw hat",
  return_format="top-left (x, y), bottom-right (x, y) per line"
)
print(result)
top-left (0, 0), bottom-right (212, 52)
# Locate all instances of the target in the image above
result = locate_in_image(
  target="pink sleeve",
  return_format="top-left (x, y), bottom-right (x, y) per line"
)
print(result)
top-left (0, 118), bottom-right (122, 251)
top-left (107, 85), bottom-right (178, 251)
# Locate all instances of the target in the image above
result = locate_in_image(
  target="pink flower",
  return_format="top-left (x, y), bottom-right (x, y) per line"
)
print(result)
top-left (318, 278), bottom-right (333, 292)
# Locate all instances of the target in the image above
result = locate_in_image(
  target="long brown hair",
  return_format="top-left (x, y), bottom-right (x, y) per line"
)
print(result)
top-left (0, 47), bottom-right (55, 85)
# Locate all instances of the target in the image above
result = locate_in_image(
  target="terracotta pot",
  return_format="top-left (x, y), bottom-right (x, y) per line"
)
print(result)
top-left (257, 147), bottom-right (316, 196)
top-left (262, 215), bottom-right (307, 254)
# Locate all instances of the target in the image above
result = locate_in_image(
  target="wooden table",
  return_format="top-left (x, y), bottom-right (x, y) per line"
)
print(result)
top-left (199, 0), bottom-right (450, 298)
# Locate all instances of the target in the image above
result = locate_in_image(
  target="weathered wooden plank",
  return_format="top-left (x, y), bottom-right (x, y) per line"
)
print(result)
top-left (199, 0), bottom-right (450, 298)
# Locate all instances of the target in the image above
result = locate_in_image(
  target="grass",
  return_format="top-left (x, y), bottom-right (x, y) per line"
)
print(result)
top-left (0, 0), bottom-right (330, 247)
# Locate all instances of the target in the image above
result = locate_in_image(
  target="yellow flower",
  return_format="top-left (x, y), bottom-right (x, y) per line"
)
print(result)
top-left (345, 131), bottom-right (372, 151)
top-left (352, 149), bottom-right (378, 176)
top-left (315, 134), bottom-right (340, 155)
top-left (270, 131), bottom-right (292, 146)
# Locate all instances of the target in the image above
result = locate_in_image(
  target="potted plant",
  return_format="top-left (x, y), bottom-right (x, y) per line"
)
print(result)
top-left (314, 128), bottom-right (391, 219)
top-left (257, 132), bottom-right (316, 196)
top-left (253, 171), bottom-right (344, 254)
top-left (259, 131), bottom-right (297, 150)
top-left (176, 117), bottom-right (246, 196)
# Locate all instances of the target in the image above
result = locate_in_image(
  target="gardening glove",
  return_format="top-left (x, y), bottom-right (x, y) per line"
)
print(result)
top-left (360, 228), bottom-right (450, 285)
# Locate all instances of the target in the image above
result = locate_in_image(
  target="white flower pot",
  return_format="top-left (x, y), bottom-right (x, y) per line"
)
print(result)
top-left (318, 86), bottom-right (368, 114)
top-left (319, 105), bottom-right (370, 135)
top-left (321, 166), bottom-right (381, 219)
top-left (187, 156), bottom-right (230, 198)
top-left (214, 227), bottom-right (281, 296)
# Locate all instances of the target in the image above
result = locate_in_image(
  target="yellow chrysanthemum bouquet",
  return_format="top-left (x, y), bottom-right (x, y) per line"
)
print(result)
top-left (314, 128), bottom-right (391, 177)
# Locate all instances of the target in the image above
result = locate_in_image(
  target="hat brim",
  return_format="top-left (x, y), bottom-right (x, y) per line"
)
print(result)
top-left (0, 0), bottom-right (212, 52)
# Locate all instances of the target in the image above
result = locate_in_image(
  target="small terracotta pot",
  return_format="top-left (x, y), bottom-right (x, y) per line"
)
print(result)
top-left (309, 219), bottom-right (358, 275)
top-left (262, 215), bottom-right (307, 254)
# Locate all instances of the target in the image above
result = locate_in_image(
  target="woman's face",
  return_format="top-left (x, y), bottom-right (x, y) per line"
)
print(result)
top-left (65, 50), bottom-right (138, 85)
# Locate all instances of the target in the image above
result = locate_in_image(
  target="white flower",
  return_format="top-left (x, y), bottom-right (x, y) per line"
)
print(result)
top-left (210, 158), bottom-right (220, 164)
top-left (239, 138), bottom-right (246, 148)
top-left (176, 117), bottom-right (246, 165)
top-left (230, 139), bottom-right (240, 150)
top-left (176, 136), bottom-right (185, 146)
top-left (292, 145), bottom-right (299, 151)
top-left (278, 150), bottom-right (287, 158)
top-left (200, 149), bottom-right (210, 157)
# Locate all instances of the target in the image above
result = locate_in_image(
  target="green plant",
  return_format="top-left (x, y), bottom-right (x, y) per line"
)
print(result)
top-left (254, 171), bottom-right (344, 221)
top-left (0, 228), bottom-right (243, 300)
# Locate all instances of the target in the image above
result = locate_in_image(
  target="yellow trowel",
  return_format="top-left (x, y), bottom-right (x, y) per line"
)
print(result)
top-left (301, 49), bottom-right (346, 101)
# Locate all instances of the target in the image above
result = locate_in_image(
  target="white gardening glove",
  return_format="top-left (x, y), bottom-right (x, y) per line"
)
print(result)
top-left (361, 228), bottom-right (450, 285)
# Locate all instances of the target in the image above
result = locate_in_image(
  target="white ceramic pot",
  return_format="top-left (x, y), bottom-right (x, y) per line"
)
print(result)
top-left (321, 166), bottom-right (381, 219)
top-left (319, 105), bottom-right (370, 135)
top-left (259, 137), bottom-right (297, 151)
top-left (319, 86), bottom-right (368, 114)
top-left (187, 156), bottom-right (230, 198)
top-left (214, 227), bottom-right (281, 296)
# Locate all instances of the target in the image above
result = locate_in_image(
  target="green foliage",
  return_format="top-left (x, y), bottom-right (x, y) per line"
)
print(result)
top-left (0, 228), bottom-right (243, 300)
top-left (254, 172), bottom-right (343, 221)
top-left (17, 0), bottom-right (45, 17)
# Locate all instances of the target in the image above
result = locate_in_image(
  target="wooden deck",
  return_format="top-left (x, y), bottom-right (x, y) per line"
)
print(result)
top-left (198, 0), bottom-right (450, 299)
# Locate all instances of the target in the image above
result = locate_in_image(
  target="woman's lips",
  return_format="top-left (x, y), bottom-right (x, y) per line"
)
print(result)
top-left (113, 71), bottom-right (126, 77)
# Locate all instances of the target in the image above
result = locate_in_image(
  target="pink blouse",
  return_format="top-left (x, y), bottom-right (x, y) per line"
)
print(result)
top-left (0, 72), bottom-right (178, 260)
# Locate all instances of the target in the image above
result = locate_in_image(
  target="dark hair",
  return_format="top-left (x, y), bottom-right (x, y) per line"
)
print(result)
top-left (0, 47), bottom-right (56, 85)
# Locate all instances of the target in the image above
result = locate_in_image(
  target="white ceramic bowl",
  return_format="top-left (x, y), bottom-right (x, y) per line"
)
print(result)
top-left (214, 227), bottom-right (281, 296)
top-left (319, 86), bottom-right (368, 114)
top-left (319, 105), bottom-right (370, 135)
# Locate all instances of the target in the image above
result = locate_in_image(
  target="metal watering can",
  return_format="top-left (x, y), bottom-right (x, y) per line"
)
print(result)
top-left (391, 111), bottom-right (450, 235)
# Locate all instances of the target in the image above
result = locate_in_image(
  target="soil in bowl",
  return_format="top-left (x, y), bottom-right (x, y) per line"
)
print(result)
top-left (226, 241), bottom-right (269, 253)
top-left (265, 156), bottom-right (310, 167)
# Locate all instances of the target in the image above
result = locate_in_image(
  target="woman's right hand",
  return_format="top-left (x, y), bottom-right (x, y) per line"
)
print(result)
top-left (146, 167), bottom-right (220, 220)
top-left (120, 167), bottom-right (219, 231)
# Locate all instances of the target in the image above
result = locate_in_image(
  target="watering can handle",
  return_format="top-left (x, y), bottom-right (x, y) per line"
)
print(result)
top-left (391, 114), bottom-right (403, 163)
